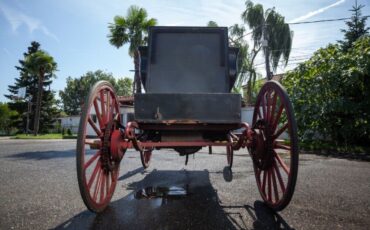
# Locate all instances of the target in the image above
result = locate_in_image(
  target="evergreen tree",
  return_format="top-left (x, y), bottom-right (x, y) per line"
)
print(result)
top-left (4, 41), bottom-right (60, 133)
top-left (339, 0), bottom-right (369, 51)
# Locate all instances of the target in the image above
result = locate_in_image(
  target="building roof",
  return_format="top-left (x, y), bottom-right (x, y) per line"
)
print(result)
top-left (117, 96), bottom-right (134, 106)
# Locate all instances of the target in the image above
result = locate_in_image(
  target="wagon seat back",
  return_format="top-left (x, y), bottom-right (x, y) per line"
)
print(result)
top-left (135, 26), bottom-right (241, 130)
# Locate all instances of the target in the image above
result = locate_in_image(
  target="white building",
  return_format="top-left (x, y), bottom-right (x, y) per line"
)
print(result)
top-left (59, 104), bottom-right (134, 136)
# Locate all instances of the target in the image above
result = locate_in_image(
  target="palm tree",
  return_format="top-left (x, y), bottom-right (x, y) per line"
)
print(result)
top-left (242, 0), bottom-right (292, 80)
top-left (24, 50), bottom-right (57, 135)
top-left (207, 21), bottom-right (259, 104)
top-left (108, 5), bottom-right (157, 94)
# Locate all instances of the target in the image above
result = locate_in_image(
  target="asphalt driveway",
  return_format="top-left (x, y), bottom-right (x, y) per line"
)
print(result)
top-left (0, 139), bottom-right (369, 229)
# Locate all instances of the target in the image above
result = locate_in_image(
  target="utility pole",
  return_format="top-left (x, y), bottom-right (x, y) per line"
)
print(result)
top-left (262, 22), bottom-right (272, 80)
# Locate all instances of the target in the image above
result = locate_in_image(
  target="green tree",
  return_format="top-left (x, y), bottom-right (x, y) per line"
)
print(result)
top-left (206, 21), bottom-right (260, 104)
top-left (24, 50), bottom-right (57, 135)
top-left (283, 36), bottom-right (370, 145)
top-left (108, 5), bottom-right (157, 94)
top-left (207, 21), bottom-right (218, 27)
top-left (229, 24), bottom-right (260, 104)
top-left (5, 41), bottom-right (59, 134)
top-left (59, 70), bottom-right (132, 115)
top-left (116, 77), bottom-right (133, 96)
top-left (339, 0), bottom-right (369, 51)
top-left (0, 102), bottom-right (18, 135)
top-left (242, 0), bottom-right (292, 80)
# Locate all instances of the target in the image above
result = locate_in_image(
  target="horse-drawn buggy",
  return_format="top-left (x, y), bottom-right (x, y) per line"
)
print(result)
top-left (76, 26), bottom-right (299, 213)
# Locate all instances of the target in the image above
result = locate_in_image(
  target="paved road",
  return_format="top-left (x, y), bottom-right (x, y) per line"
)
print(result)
top-left (0, 139), bottom-right (369, 230)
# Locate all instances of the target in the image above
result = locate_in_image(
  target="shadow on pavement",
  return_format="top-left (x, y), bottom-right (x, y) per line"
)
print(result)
top-left (118, 167), bottom-right (145, 181)
top-left (4, 149), bottom-right (97, 160)
top-left (245, 201), bottom-right (294, 230)
top-left (54, 169), bottom-right (294, 230)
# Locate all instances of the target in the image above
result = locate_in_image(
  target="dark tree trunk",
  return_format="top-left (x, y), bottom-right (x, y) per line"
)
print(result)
top-left (264, 48), bottom-right (272, 80)
top-left (263, 23), bottom-right (272, 80)
top-left (133, 49), bottom-right (142, 94)
top-left (33, 69), bottom-right (44, 135)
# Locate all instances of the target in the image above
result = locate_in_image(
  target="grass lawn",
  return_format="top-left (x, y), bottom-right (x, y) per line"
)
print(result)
top-left (13, 133), bottom-right (77, 139)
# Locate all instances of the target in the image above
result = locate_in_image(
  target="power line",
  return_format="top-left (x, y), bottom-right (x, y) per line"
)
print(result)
top-left (288, 15), bottom-right (370, 25)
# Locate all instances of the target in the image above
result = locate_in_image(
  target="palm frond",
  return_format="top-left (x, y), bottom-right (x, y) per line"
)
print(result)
top-left (108, 5), bottom-right (157, 57)
top-left (241, 1), bottom-right (264, 44)
top-left (24, 50), bottom-right (57, 75)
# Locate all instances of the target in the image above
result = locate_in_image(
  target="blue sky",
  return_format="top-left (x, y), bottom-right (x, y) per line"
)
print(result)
top-left (0, 0), bottom-right (369, 102)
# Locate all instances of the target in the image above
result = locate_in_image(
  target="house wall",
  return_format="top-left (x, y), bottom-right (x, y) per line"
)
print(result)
top-left (241, 106), bottom-right (288, 139)
top-left (60, 105), bottom-right (134, 136)
top-left (60, 116), bottom-right (80, 134)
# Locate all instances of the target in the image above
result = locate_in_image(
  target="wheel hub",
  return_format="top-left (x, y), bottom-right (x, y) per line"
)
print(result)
top-left (251, 119), bottom-right (274, 170)
top-left (101, 120), bottom-right (121, 171)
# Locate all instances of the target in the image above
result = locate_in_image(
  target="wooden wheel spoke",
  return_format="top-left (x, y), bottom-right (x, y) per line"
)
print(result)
top-left (85, 139), bottom-right (101, 149)
top-left (270, 92), bottom-right (278, 124)
top-left (106, 173), bottom-right (110, 198)
top-left (262, 170), bottom-right (267, 195)
top-left (267, 169), bottom-right (272, 202)
top-left (84, 151), bottom-right (101, 170)
top-left (100, 90), bottom-right (106, 124)
top-left (266, 94), bottom-right (270, 122)
top-left (256, 167), bottom-right (261, 179)
top-left (93, 99), bottom-right (103, 128)
top-left (273, 123), bottom-right (288, 140)
top-left (257, 107), bottom-right (262, 119)
top-left (111, 170), bottom-right (116, 183)
top-left (93, 168), bottom-right (102, 201)
top-left (87, 161), bottom-right (101, 189)
top-left (274, 151), bottom-right (290, 175)
top-left (275, 143), bottom-right (291, 151)
top-left (100, 171), bottom-right (106, 202)
top-left (109, 96), bottom-right (115, 121)
top-left (273, 160), bottom-right (286, 193)
top-left (271, 166), bottom-right (279, 202)
top-left (272, 104), bottom-right (284, 132)
top-left (106, 93), bottom-right (111, 120)
top-left (261, 94), bottom-right (267, 119)
top-left (88, 117), bottom-right (102, 137)
top-left (266, 91), bottom-right (272, 123)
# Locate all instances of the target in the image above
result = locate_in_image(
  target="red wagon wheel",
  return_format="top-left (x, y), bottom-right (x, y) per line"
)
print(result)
top-left (226, 134), bottom-right (233, 169)
top-left (250, 80), bottom-right (299, 211)
top-left (76, 81), bottom-right (122, 213)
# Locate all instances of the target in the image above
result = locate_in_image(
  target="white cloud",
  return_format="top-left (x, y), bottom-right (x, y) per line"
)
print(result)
top-left (289, 0), bottom-right (346, 23)
top-left (0, 2), bottom-right (59, 42)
